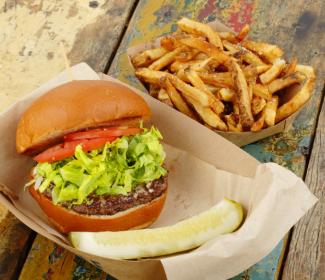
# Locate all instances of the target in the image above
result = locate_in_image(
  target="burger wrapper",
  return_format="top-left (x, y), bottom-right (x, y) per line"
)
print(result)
top-left (126, 19), bottom-right (312, 147)
top-left (0, 63), bottom-right (317, 280)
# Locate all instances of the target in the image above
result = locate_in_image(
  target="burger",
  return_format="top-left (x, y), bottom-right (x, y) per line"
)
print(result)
top-left (16, 80), bottom-right (168, 233)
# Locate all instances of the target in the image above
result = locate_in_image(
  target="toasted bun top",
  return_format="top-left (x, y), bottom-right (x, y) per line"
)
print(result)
top-left (16, 80), bottom-right (151, 154)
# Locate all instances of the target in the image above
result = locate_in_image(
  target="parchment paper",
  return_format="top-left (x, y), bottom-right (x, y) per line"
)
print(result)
top-left (0, 63), bottom-right (317, 280)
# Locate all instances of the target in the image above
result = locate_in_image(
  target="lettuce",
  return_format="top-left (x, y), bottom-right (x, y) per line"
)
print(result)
top-left (32, 127), bottom-right (167, 204)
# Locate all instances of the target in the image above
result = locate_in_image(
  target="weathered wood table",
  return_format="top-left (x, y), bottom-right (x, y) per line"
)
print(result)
top-left (0, 0), bottom-right (324, 279)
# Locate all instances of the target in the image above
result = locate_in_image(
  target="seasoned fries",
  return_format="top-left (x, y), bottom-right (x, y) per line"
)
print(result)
top-left (219, 32), bottom-right (238, 43)
top-left (149, 48), bottom-right (184, 70)
top-left (225, 114), bottom-right (242, 132)
top-left (281, 58), bottom-right (298, 77)
top-left (241, 40), bottom-right (283, 63)
top-left (149, 83), bottom-right (160, 98)
top-left (177, 17), bottom-right (223, 49)
top-left (219, 88), bottom-right (235, 102)
top-left (259, 59), bottom-right (285, 84)
top-left (163, 77), bottom-right (196, 119)
top-left (275, 65), bottom-right (315, 123)
top-left (253, 84), bottom-right (272, 101)
top-left (236, 24), bottom-right (250, 41)
top-left (169, 76), bottom-right (210, 107)
top-left (157, 88), bottom-right (173, 106)
top-left (228, 59), bottom-right (254, 129)
top-left (239, 49), bottom-right (267, 66)
top-left (185, 69), bottom-right (224, 114)
top-left (268, 71), bottom-right (305, 94)
top-left (264, 96), bottom-right (279, 126)
top-left (132, 47), bottom-right (168, 68)
top-left (132, 17), bottom-right (315, 134)
top-left (198, 72), bottom-right (234, 89)
top-left (135, 68), bottom-right (167, 84)
top-left (192, 103), bottom-right (227, 130)
top-left (179, 37), bottom-right (230, 64)
top-left (251, 111), bottom-right (265, 132)
top-left (251, 96), bottom-right (267, 115)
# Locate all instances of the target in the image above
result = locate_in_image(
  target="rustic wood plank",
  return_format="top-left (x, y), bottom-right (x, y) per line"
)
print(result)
top-left (0, 0), bottom-right (136, 111)
top-left (108, 0), bottom-right (325, 279)
top-left (19, 235), bottom-right (111, 280)
top-left (282, 87), bottom-right (325, 279)
top-left (0, 211), bottom-right (33, 280)
top-left (19, 235), bottom-right (72, 280)
top-left (0, 0), bottom-right (137, 278)
top-left (16, 0), bottom-right (325, 279)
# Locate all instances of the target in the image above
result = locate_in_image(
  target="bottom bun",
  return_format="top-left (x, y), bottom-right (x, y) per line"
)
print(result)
top-left (29, 186), bottom-right (167, 233)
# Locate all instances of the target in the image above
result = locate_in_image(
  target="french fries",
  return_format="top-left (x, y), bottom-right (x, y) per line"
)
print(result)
top-left (228, 59), bottom-right (254, 129)
top-left (219, 32), bottom-right (238, 43)
top-left (163, 77), bottom-right (196, 119)
top-left (175, 48), bottom-right (200, 62)
top-left (135, 68), bottom-right (167, 84)
top-left (132, 17), bottom-right (315, 134)
top-left (157, 88), bottom-right (173, 106)
top-left (225, 114), bottom-right (242, 132)
top-left (170, 59), bottom-right (201, 72)
top-left (178, 37), bottom-right (230, 64)
top-left (275, 65), bottom-right (315, 123)
top-left (251, 110), bottom-right (265, 132)
top-left (169, 76), bottom-right (210, 107)
top-left (185, 69), bottom-right (224, 114)
top-left (281, 57), bottom-right (297, 77)
top-left (237, 24), bottom-right (250, 41)
top-left (240, 49), bottom-right (267, 66)
top-left (132, 47), bottom-right (168, 68)
top-left (253, 84), bottom-right (271, 101)
top-left (149, 84), bottom-right (160, 98)
top-left (177, 17), bottom-right (223, 49)
top-left (198, 72), bottom-right (234, 89)
top-left (192, 103), bottom-right (227, 130)
top-left (160, 36), bottom-right (181, 51)
top-left (241, 40), bottom-right (283, 63)
top-left (259, 59), bottom-right (285, 84)
top-left (264, 96), bottom-right (279, 126)
top-left (219, 88), bottom-right (235, 102)
top-left (268, 71), bottom-right (305, 94)
top-left (149, 47), bottom-right (184, 70)
top-left (251, 96), bottom-right (267, 115)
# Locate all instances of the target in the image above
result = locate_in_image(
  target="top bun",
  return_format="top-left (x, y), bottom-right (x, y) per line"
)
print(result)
top-left (16, 80), bottom-right (151, 155)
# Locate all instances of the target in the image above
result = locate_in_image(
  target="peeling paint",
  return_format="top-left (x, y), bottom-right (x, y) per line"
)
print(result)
top-left (0, 0), bottom-right (108, 111)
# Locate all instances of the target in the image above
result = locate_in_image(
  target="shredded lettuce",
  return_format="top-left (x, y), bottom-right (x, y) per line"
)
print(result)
top-left (32, 127), bottom-right (167, 205)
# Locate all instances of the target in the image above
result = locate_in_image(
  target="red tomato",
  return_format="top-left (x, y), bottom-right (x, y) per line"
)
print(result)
top-left (33, 137), bottom-right (116, 163)
top-left (64, 127), bottom-right (142, 141)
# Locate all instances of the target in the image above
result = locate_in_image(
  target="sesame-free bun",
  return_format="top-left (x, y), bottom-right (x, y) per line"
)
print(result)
top-left (16, 80), bottom-right (151, 155)
top-left (29, 185), bottom-right (167, 233)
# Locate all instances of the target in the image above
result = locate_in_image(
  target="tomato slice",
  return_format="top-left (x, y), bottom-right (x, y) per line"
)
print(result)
top-left (64, 127), bottom-right (142, 141)
top-left (33, 137), bottom-right (116, 163)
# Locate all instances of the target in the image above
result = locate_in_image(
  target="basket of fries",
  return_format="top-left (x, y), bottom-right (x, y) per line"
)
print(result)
top-left (127, 18), bottom-right (316, 146)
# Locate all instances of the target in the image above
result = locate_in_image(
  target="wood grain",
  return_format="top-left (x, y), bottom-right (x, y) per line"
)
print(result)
top-left (0, 0), bottom-right (136, 111)
top-left (109, 0), bottom-right (324, 278)
top-left (9, 0), bottom-right (325, 279)
top-left (0, 212), bottom-right (32, 280)
top-left (19, 234), bottom-right (111, 280)
top-left (282, 87), bottom-right (325, 279)
top-left (0, 0), bottom-right (136, 278)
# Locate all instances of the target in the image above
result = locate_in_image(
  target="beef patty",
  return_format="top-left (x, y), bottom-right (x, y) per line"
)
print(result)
top-left (42, 175), bottom-right (168, 216)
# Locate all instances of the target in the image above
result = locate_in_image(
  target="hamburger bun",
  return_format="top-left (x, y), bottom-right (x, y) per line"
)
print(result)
top-left (29, 186), bottom-right (167, 233)
top-left (18, 80), bottom-right (167, 234)
top-left (16, 80), bottom-right (151, 155)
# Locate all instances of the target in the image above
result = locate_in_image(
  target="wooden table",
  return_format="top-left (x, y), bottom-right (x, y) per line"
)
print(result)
top-left (0, 0), bottom-right (324, 279)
